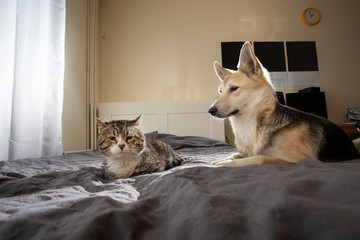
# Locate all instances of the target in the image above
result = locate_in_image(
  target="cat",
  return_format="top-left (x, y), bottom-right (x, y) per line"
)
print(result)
top-left (96, 115), bottom-right (183, 179)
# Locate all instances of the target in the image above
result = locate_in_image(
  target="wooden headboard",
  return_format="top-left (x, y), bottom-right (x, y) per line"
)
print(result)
top-left (98, 100), bottom-right (225, 141)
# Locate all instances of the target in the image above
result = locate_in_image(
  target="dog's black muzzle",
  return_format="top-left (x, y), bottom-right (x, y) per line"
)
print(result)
top-left (208, 106), bottom-right (218, 116)
top-left (209, 106), bottom-right (239, 118)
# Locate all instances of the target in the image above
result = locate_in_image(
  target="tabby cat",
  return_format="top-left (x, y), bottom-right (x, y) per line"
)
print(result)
top-left (96, 115), bottom-right (183, 179)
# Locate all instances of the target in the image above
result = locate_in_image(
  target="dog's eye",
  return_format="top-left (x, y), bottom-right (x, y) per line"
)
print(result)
top-left (218, 88), bottom-right (222, 94)
top-left (230, 86), bottom-right (239, 92)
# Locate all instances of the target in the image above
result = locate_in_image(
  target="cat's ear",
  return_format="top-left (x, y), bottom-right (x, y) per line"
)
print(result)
top-left (96, 118), bottom-right (107, 130)
top-left (134, 114), bottom-right (143, 126)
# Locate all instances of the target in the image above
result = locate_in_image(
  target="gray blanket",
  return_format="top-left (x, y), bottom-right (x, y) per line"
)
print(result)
top-left (1, 133), bottom-right (360, 240)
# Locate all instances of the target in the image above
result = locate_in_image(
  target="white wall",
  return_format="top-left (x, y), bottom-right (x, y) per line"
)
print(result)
top-left (63, 0), bottom-right (88, 152)
top-left (99, 0), bottom-right (360, 123)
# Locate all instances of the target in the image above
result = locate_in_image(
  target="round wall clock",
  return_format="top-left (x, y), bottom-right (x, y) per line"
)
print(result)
top-left (301, 8), bottom-right (321, 26)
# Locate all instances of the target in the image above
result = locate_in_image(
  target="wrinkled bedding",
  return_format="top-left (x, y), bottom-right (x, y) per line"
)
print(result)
top-left (1, 133), bottom-right (360, 240)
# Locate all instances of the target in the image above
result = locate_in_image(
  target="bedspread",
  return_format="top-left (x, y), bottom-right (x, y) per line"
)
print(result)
top-left (1, 133), bottom-right (360, 240)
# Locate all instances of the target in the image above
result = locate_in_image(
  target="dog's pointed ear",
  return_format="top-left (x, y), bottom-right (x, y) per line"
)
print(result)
top-left (238, 42), bottom-right (262, 76)
top-left (214, 61), bottom-right (228, 82)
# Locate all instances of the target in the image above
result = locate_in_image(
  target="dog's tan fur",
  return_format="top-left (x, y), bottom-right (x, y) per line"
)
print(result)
top-left (209, 42), bottom-right (359, 167)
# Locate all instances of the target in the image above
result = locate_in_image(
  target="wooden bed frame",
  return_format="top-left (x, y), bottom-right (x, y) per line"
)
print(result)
top-left (98, 100), bottom-right (225, 141)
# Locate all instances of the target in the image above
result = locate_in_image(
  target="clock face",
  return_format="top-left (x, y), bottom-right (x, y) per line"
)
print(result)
top-left (302, 8), bottom-right (320, 25)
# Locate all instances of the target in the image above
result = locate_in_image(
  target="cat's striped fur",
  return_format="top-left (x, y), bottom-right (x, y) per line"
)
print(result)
top-left (97, 115), bottom-right (183, 179)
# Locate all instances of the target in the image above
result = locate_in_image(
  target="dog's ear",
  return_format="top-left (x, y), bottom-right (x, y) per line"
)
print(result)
top-left (238, 42), bottom-right (262, 76)
top-left (214, 61), bottom-right (228, 82)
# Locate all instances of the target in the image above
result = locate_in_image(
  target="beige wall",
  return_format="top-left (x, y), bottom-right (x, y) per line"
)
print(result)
top-left (63, 0), bottom-right (360, 150)
top-left (99, 0), bottom-right (360, 123)
top-left (63, 0), bottom-right (88, 152)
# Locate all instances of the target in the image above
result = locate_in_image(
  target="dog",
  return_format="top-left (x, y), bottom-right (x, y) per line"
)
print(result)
top-left (208, 41), bottom-right (360, 167)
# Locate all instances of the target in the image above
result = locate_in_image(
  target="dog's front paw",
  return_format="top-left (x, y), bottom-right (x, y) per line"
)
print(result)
top-left (211, 159), bottom-right (223, 165)
top-left (211, 153), bottom-right (242, 166)
top-left (211, 158), bottom-right (237, 167)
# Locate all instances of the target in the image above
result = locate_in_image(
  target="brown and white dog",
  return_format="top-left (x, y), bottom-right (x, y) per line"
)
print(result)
top-left (209, 42), bottom-right (359, 167)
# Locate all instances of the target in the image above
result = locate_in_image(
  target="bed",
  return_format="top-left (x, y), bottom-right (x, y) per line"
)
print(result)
top-left (1, 101), bottom-right (360, 240)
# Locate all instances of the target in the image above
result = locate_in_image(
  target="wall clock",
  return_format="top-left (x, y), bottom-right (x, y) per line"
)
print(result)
top-left (301, 8), bottom-right (321, 26)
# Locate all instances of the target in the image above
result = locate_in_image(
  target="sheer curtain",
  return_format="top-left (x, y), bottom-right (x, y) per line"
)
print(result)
top-left (0, 0), bottom-right (66, 160)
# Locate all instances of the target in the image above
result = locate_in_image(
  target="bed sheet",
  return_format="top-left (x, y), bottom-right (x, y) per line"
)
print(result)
top-left (1, 134), bottom-right (360, 240)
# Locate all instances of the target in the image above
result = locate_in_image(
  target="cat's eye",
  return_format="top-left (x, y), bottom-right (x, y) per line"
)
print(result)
top-left (109, 136), bottom-right (116, 141)
top-left (126, 136), bottom-right (133, 141)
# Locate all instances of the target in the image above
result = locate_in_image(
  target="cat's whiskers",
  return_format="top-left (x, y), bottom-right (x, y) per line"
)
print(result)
top-left (97, 116), bottom-right (183, 179)
top-left (137, 147), bottom-right (146, 156)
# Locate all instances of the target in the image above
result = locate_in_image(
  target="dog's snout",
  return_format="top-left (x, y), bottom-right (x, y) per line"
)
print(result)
top-left (208, 106), bottom-right (218, 116)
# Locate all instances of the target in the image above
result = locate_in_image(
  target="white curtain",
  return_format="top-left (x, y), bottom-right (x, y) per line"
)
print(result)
top-left (0, 0), bottom-right (66, 160)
